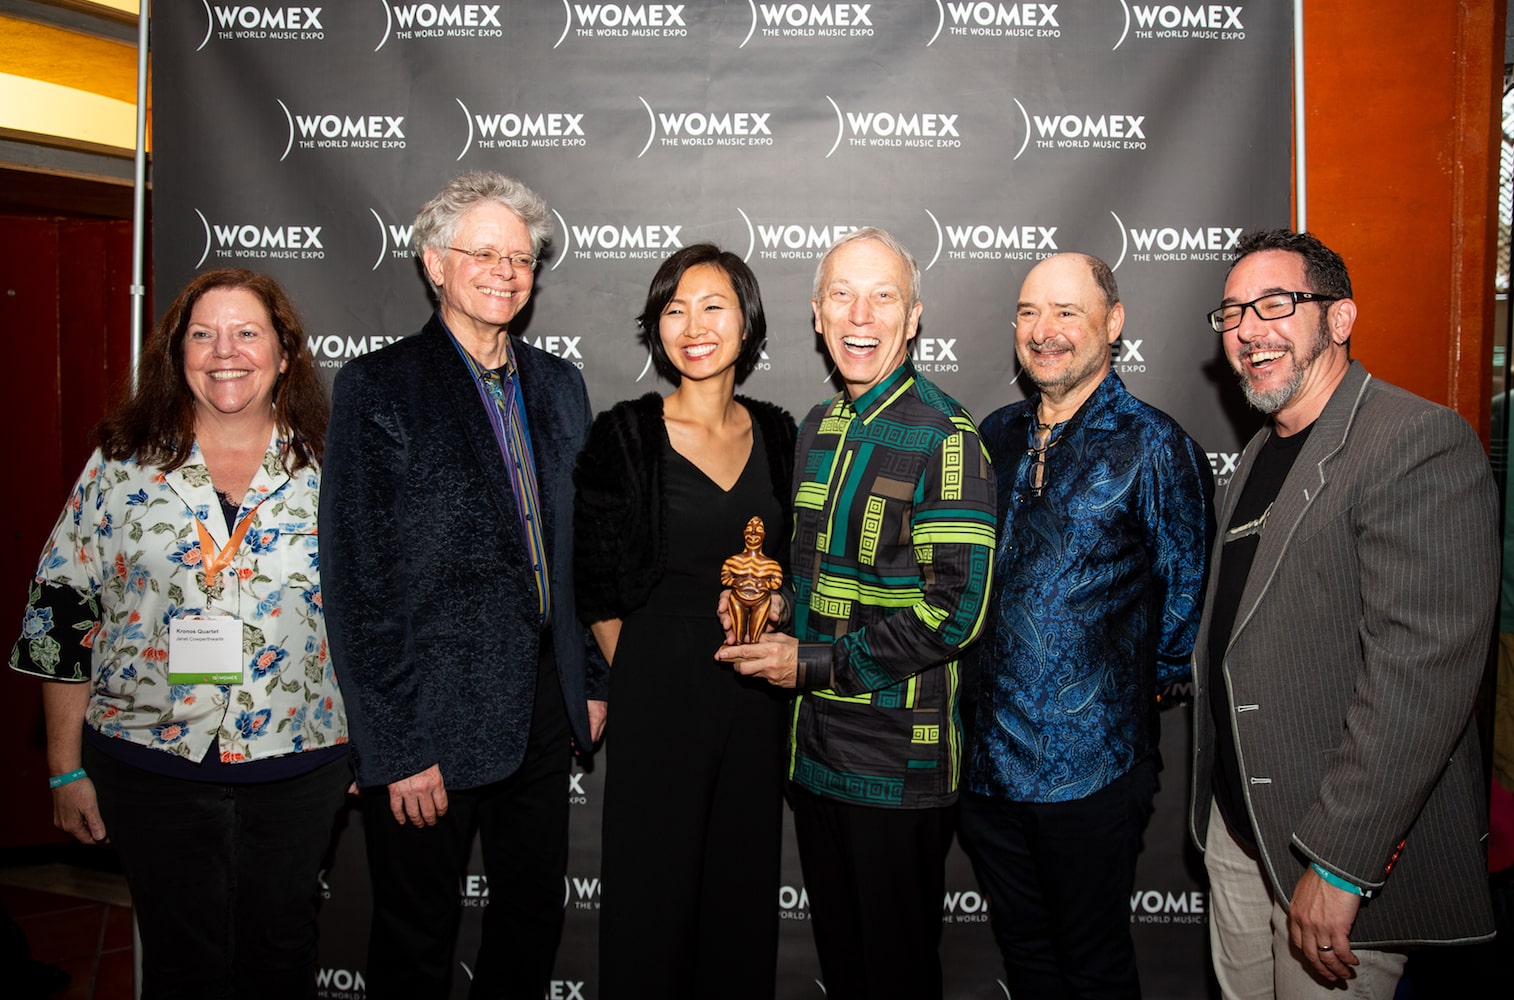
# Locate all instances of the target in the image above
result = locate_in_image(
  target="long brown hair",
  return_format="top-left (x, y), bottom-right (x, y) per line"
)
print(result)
top-left (96, 268), bottom-right (328, 472)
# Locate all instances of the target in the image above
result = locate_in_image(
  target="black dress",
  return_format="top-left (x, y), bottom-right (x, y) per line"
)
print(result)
top-left (597, 422), bottom-right (786, 999)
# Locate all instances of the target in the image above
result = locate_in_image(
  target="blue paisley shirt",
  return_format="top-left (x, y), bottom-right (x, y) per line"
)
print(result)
top-left (8, 436), bottom-right (347, 764)
top-left (968, 372), bottom-right (1212, 803)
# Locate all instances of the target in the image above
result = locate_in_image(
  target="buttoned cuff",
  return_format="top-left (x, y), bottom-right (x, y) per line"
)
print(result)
top-left (795, 643), bottom-right (834, 691)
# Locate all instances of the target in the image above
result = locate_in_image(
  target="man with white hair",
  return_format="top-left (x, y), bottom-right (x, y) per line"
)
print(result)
top-left (718, 227), bottom-right (996, 999)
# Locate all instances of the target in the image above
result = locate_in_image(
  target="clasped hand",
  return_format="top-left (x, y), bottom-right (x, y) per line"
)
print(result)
top-left (713, 589), bottom-right (798, 688)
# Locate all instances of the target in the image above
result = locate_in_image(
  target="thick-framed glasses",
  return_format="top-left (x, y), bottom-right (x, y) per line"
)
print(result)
top-left (448, 246), bottom-right (538, 271)
top-left (1207, 291), bottom-right (1339, 334)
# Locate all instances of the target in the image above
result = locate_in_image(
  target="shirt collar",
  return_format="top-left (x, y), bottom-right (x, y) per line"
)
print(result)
top-left (1029, 369), bottom-right (1127, 435)
top-left (440, 311), bottom-right (519, 380)
top-left (843, 358), bottom-right (916, 422)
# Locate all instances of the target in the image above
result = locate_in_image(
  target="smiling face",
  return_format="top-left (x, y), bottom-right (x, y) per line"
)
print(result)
top-left (423, 201), bottom-right (535, 343)
top-left (182, 286), bottom-right (287, 421)
top-left (1014, 254), bottom-right (1123, 411)
top-left (812, 237), bottom-right (923, 400)
top-left (1222, 249), bottom-right (1353, 430)
top-left (658, 262), bottom-right (745, 385)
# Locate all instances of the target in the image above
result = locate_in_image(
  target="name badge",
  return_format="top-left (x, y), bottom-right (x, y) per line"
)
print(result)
top-left (168, 615), bottom-right (244, 685)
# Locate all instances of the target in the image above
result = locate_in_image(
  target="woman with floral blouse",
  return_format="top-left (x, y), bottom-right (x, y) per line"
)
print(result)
top-left (9, 268), bottom-right (349, 1000)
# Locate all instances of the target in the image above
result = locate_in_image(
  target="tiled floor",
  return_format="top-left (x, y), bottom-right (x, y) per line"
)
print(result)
top-left (0, 864), bottom-right (135, 1000)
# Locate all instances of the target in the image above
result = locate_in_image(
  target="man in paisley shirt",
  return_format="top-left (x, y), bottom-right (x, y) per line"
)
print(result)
top-left (961, 252), bottom-right (1214, 998)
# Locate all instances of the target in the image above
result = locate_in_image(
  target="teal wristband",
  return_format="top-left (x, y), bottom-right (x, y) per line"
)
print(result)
top-left (1311, 862), bottom-right (1369, 897)
top-left (48, 768), bottom-right (87, 789)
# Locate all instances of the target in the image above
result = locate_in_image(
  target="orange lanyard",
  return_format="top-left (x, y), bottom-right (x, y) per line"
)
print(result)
top-left (192, 501), bottom-right (264, 588)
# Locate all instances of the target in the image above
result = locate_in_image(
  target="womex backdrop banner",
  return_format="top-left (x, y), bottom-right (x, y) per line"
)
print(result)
top-left (152, 3), bottom-right (1291, 997)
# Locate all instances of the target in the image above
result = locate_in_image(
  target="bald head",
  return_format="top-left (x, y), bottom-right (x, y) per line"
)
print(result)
top-left (1015, 252), bottom-right (1125, 418)
top-left (1023, 253), bottom-right (1119, 309)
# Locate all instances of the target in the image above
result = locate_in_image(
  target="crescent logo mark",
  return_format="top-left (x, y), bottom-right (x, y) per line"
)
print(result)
top-left (637, 97), bottom-right (656, 157)
top-left (738, 208), bottom-right (756, 261)
top-left (927, 0), bottom-right (945, 45)
top-left (277, 99), bottom-right (295, 161)
top-left (375, 0), bottom-right (394, 50)
top-left (740, 0), bottom-right (758, 47)
top-left (1109, 211), bottom-right (1129, 270)
top-left (924, 209), bottom-right (944, 270)
top-left (1113, 1), bottom-right (1131, 50)
top-left (555, 0), bottom-right (573, 48)
top-left (194, 209), bottom-right (211, 268)
top-left (550, 210), bottom-right (569, 271)
top-left (825, 97), bottom-right (843, 158)
top-left (370, 208), bottom-right (388, 271)
top-left (1011, 98), bottom-right (1030, 160)
top-left (198, 0), bottom-right (214, 51)
top-left (456, 99), bottom-right (474, 161)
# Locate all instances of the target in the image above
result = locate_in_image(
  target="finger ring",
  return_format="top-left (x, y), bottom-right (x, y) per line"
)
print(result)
top-left (1319, 945), bottom-right (1333, 952)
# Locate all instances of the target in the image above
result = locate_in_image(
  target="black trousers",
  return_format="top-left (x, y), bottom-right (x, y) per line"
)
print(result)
top-left (790, 785), bottom-right (954, 1000)
top-left (83, 740), bottom-right (351, 1000)
top-left (597, 613), bottom-right (783, 999)
top-left (957, 757), bottom-right (1159, 1000)
top-left (361, 656), bottom-right (571, 1000)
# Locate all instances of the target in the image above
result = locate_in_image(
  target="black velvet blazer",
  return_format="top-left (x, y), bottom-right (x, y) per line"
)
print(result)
top-left (320, 315), bottom-right (605, 790)
top-left (572, 392), bottom-right (796, 625)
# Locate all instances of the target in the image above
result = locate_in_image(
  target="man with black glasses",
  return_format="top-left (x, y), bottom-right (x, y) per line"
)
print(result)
top-left (1191, 229), bottom-right (1497, 998)
top-left (961, 252), bottom-right (1213, 998)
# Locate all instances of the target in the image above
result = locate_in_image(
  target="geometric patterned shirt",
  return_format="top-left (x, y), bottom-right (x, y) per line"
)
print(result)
top-left (789, 360), bottom-right (996, 809)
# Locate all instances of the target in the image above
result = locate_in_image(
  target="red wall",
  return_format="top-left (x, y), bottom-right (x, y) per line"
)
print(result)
top-left (1, 215), bottom-right (137, 849)
top-left (1303, 0), bottom-right (1505, 439)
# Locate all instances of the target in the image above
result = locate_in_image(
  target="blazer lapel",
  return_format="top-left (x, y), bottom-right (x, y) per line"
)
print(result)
top-left (1225, 361), bottom-right (1372, 654)
top-left (423, 319), bottom-right (524, 537)
top-left (1194, 433), bottom-right (1258, 674)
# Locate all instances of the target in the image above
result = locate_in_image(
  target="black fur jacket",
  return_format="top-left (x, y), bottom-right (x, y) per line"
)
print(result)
top-left (572, 392), bottom-right (796, 624)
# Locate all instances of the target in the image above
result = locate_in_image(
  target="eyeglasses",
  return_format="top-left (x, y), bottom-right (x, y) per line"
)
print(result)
top-left (1207, 291), bottom-right (1339, 334)
top-left (447, 247), bottom-right (538, 271)
top-left (1021, 424), bottom-right (1060, 501)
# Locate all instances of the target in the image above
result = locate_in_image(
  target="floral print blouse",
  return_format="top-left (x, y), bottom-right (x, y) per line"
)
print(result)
top-left (9, 434), bottom-right (347, 764)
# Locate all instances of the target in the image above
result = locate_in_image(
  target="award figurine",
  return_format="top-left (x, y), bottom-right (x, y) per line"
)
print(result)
top-left (721, 516), bottom-right (784, 645)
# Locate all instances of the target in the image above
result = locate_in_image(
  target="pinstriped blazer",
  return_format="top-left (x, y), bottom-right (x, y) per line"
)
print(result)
top-left (1189, 360), bottom-right (1497, 946)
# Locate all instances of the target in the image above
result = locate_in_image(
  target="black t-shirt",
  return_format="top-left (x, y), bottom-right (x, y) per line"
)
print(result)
top-left (1207, 422), bottom-right (1314, 846)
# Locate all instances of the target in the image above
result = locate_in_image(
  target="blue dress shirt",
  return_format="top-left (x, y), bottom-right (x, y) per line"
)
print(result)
top-left (968, 371), bottom-right (1213, 803)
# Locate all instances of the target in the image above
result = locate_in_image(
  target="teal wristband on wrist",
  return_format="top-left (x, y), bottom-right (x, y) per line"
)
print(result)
top-left (1311, 862), bottom-right (1369, 897)
top-left (48, 768), bottom-right (87, 789)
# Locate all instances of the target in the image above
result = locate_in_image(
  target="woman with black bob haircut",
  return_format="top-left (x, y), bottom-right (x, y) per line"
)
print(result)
top-left (639, 243), bottom-right (768, 384)
top-left (574, 243), bottom-right (794, 998)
